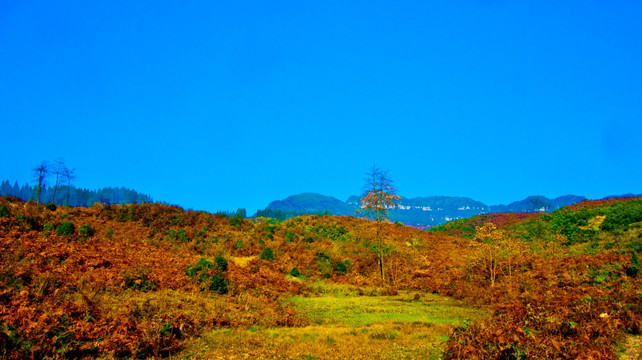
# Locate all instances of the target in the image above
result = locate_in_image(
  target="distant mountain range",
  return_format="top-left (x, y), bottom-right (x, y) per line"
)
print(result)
top-left (257, 193), bottom-right (640, 228)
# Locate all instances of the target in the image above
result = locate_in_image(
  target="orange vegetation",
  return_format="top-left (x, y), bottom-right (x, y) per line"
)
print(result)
top-left (0, 196), bottom-right (640, 359)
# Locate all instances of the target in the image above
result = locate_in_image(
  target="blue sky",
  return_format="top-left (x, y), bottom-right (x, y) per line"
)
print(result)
top-left (1, 0), bottom-right (641, 213)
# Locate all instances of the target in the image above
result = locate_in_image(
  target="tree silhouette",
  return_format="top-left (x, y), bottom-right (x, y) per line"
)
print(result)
top-left (62, 166), bottom-right (76, 206)
top-left (50, 159), bottom-right (68, 204)
top-left (32, 161), bottom-right (50, 204)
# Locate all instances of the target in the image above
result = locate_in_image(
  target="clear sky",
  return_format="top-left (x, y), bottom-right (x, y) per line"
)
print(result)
top-left (1, 0), bottom-right (641, 213)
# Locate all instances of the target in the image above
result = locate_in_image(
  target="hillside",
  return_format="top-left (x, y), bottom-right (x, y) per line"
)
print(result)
top-left (0, 196), bottom-right (640, 359)
top-left (0, 196), bottom-right (471, 358)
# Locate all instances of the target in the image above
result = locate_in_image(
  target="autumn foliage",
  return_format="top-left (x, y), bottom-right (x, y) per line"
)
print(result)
top-left (0, 196), bottom-right (640, 359)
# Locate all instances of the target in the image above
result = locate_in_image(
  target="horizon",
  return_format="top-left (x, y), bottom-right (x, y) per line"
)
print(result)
top-left (1, 1), bottom-right (641, 213)
top-left (2, 176), bottom-right (638, 214)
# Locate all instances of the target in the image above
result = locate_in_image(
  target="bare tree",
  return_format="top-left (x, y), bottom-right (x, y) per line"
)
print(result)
top-left (359, 165), bottom-right (401, 284)
top-left (32, 161), bottom-right (50, 204)
top-left (50, 159), bottom-right (67, 204)
top-left (62, 166), bottom-right (76, 206)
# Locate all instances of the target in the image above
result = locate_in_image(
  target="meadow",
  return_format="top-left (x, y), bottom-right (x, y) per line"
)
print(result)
top-left (179, 284), bottom-right (486, 359)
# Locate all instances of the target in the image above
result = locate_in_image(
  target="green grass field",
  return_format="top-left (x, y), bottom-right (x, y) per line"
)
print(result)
top-left (176, 284), bottom-right (487, 359)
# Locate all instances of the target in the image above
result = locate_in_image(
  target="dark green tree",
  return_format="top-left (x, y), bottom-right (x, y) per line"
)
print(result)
top-left (260, 247), bottom-right (274, 261)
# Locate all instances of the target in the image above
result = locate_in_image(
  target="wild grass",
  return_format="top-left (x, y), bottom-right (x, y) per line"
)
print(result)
top-left (177, 287), bottom-right (487, 359)
top-left (289, 290), bottom-right (482, 327)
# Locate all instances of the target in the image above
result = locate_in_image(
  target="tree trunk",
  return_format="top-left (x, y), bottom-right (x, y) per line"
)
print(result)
top-left (379, 253), bottom-right (385, 284)
top-left (36, 175), bottom-right (43, 204)
top-left (51, 173), bottom-right (59, 204)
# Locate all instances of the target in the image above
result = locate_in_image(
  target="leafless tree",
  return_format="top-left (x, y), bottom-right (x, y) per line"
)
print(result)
top-left (359, 165), bottom-right (401, 284)
top-left (32, 161), bottom-right (50, 204)
top-left (62, 166), bottom-right (76, 206)
top-left (50, 159), bottom-right (67, 204)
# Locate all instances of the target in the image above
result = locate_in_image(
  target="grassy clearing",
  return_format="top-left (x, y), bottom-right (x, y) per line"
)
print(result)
top-left (229, 255), bottom-right (258, 267)
top-left (177, 284), bottom-right (487, 359)
top-left (289, 291), bottom-right (479, 328)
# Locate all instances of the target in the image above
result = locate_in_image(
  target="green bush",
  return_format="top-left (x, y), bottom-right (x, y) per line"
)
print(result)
top-left (185, 258), bottom-right (213, 279)
top-left (229, 214), bottom-right (243, 228)
top-left (0, 205), bottom-right (8, 218)
top-left (165, 228), bottom-right (190, 242)
top-left (311, 223), bottom-right (351, 242)
top-left (627, 252), bottom-right (640, 277)
top-left (601, 200), bottom-right (642, 232)
top-left (186, 257), bottom-right (229, 294)
top-left (105, 227), bottom-right (115, 239)
top-left (195, 226), bottom-right (208, 241)
top-left (208, 274), bottom-right (228, 294)
top-left (260, 247), bottom-right (274, 261)
top-left (43, 222), bottom-right (55, 234)
top-left (56, 222), bottom-right (75, 236)
top-left (235, 240), bottom-right (244, 249)
top-left (214, 256), bottom-right (228, 272)
top-left (625, 266), bottom-right (639, 278)
top-left (171, 214), bottom-right (183, 226)
top-left (264, 225), bottom-right (277, 240)
top-left (285, 231), bottom-right (296, 243)
top-left (45, 203), bottom-right (57, 211)
top-left (290, 267), bottom-right (300, 277)
top-left (316, 251), bottom-right (332, 274)
top-left (333, 261), bottom-right (348, 275)
top-left (79, 224), bottom-right (94, 238)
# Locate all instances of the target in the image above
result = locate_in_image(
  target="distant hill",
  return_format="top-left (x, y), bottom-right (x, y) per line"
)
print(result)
top-left (259, 193), bottom-right (497, 227)
top-left (265, 193), bottom-right (353, 215)
top-left (489, 195), bottom-right (587, 213)
top-left (257, 193), bottom-right (620, 228)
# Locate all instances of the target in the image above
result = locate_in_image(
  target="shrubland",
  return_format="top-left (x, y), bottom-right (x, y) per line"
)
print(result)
top-left (0, 195), bottom-right (640, 359)
top-left (435, 198), bottom-right (642, 359)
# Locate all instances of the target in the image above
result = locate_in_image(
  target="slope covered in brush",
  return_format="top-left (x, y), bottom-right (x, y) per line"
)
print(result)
top-left (431, 212), bottom-right (543, 238)
top-left (1, 196), bottom-right (640, 359)
top-left (0, 197), bottom-right (469, 358)
top-left (441, 197), bottom-right (642, 359)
